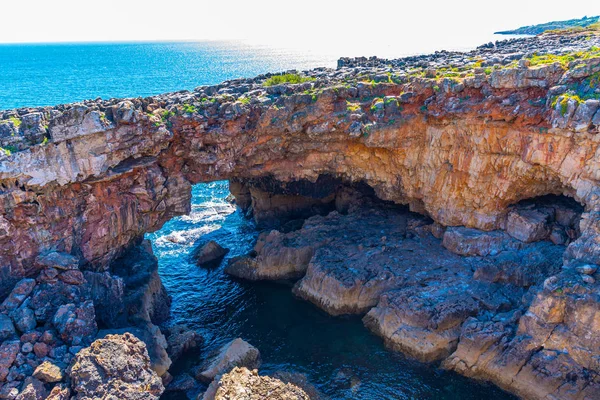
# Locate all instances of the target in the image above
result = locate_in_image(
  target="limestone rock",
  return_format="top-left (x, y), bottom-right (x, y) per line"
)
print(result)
top-left (202, 367), bottom-right (310, 400)
top-left (69, 333), bottom-right (164, 400)
top-left (198, 338), bottom-right (261, 382)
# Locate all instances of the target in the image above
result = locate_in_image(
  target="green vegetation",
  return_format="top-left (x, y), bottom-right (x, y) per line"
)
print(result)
top-left (238, 97), bottom-right (251, 105)
top-left (161, 110), bottom-right (175, 121)
top-left (346, 101), bottom-right (361, 112)
top-left (551, 94), bottom-right (585, 116)
top-left (0, 145), bottom-right (17, 156)
top-left (370, 98), bottom-right (384, 113)
top-left (182, 104), bottom-right (197, 114)
top-left (263, 73), bottom-right (315, 87)
top-left (9, 117), bottom-right (21, 128)
top-left (525, 48), bottom-right (600, 68)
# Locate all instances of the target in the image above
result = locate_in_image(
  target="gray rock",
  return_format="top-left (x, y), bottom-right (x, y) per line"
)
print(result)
top-left (52, 301), bottom-right (97, 344)
top-left (0, 341), bottom-right (20, 381)
top-left (96, 322), bottom-right (171, 377)
top-left (576, 264), bottom-right (598, 275)
top-left (15, 377), bottom-right (47, 400)
top-left (69, 333), bottom-right (164, 400)
top-left (35, 252), bottom-right (79, 271)
top-left (13, 304), bottom-right (37, 334)
top-left (0, 314), bottom-right (16, 341)
top-left (191, 241), bottom-right (229, 267)
top-left (0, 279), bottom-right (36, 313)
top-left (442, 227), bottom-right (522, 256)
top-left (197, 338), bottom-right (261, 382)
top-left (166, 324), bottom-right (202, 364)
top-left (506, 207), bottom-right (552, 243)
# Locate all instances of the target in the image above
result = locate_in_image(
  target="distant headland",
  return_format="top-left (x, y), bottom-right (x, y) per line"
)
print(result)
top-left (496, 15), bottom-right (599, 35)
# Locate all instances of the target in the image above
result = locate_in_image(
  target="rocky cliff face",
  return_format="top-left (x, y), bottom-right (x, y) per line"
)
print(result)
top-left (1, 28), bottom-right (600, 399)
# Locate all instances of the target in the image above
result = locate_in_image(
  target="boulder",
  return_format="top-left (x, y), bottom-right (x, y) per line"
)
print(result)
top-left (69, 333), bottom-right (164, 400)
top-left (96, 322), bottom-right (171, 377)
top-left (52, 301), bottom-right (97, 345)
top-left (165, 373), bottom-right (197, 392)
top-left (202, 367), bottom-right (310, 400)
top-left (191, 241), bottom-right (229, 267)
top-left (35, 252), bottom-right (80, 271)
top-left (506, 208), bottom-right (552, 243)
top-left (0, 314), bottom-right (16, 341)
top-left (12, 304), bottom-right (37, 334)
top-left (442, 227), bottom-right (522, 256)
top-left (166, 324), bottom-right (202, 364)
top-left (32, 361), bottom-right (64, 383)
top-left (15, 377), bottom-right (47, 400)
top-left (46, 385), bottom-right (71, 400)
top-left (0, 340), bottom-right (20, 381)
top-left (0, 279), bottom-right (36, 313)
top-left (198, 338), bottom-right (261, 382)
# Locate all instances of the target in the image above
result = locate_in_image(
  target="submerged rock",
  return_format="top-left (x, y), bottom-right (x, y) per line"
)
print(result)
top-left (69, 333), bottom-right (164, 400)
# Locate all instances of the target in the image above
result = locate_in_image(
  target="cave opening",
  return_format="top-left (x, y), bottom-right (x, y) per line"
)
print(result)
top-left (504, 193), bottom-right (584, 246)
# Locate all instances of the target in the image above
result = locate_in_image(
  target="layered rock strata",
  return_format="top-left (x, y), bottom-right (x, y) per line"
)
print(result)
top-left (0, 28), bottom-right (600, 399)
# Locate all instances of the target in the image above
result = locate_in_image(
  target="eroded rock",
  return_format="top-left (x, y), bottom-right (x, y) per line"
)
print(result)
top-left (198, 338), bottom-right (261, 382)
top-left (69, 333), bottom-right (164, 400)
top-left (203, 367), bottom-right (310, 400)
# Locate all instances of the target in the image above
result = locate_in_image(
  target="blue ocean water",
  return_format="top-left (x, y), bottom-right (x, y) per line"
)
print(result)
top-left (0, 41), bottom-right (337, 110)
top-left (147, 182), bottom-right (514, 400)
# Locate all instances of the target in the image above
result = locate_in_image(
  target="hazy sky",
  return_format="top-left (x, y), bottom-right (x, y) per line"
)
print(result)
top-left (1, 0), bottom-right (598, 53)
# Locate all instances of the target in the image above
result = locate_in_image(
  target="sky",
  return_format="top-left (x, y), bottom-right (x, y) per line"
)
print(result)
top-left (1, 0), bottom-right (599, 55)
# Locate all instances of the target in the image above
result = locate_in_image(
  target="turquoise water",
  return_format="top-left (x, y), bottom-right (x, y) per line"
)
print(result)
top-left (147, 182), bottom-right (515, 400)
top-left (0, 41), bottom-right (337, 110)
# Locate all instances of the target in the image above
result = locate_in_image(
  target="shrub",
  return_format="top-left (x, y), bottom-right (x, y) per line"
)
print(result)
top-left (263, 73), bottom-right (315, 87)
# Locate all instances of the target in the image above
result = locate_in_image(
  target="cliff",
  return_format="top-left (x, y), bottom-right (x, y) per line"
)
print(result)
top-left (1, 27), bottom-right (600, 399)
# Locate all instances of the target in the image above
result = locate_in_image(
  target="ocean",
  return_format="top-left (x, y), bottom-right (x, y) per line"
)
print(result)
top-left (2, 40), bottom-right (516, 399)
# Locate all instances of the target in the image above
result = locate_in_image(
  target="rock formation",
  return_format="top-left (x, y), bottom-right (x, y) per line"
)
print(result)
top-left (202, 367), bottom-right (310, 400)
top-left (69, 333), bottom-right (164, 399)
top-left (1, 26), bottom-right (600, 399)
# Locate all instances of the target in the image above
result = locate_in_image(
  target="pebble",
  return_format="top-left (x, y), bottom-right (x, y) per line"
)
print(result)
top-left (21, 342), bottom-right (33, 353)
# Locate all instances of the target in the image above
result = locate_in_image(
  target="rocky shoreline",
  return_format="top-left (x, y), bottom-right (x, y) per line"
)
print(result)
top-left (1, 26), bottom-right (600, 399)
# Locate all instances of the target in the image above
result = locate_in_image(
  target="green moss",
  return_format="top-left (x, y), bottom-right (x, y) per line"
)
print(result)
top-left (182, 104), bottom-right (197, 114)
top-left (263, 73), bottom-right (315, 87)
top-left (238, 97), bottom-right (251, 105)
